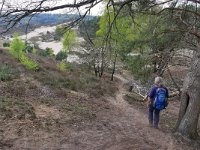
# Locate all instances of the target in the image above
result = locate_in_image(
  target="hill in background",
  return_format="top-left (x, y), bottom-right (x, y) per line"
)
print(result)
top-left (0, 13), bottom-right (96, 35)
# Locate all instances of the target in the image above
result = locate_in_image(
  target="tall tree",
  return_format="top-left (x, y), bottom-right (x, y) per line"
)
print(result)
top-left (167, 4), bottom-right (200, 139)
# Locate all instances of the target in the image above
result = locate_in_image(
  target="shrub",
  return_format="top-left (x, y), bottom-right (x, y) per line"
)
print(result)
top-left (65, 63), bottom-right (75, 71)
top-left (45, 47), bottom-right (54, 56)
top-left (39, 47), bottom-right (54, 57)
top-left (0, 64), bottom-right (13, 81)
top-left (55, 26), bottom-right (66, 40)
top-left (57, 61), bottom-right (75, 72)
top-left (58, 61), bottom-right (66, 72)
top-left (19, 54), bottom-right (39, 71)
top-left (125, 55), bottom-right (153, 83)
top-left (56, 51), bottom-right (67, 60)
top-left (24, 45), bottom-right (36, 53)
top-left (62, 29), bottom-right (77, 52)
top-left (0, 96), bottom-right (36, 119)
top-left (5, 81), bottom-right (26, 97)
top-left (9, 36), bottom-right (39, 71)
top-left (3, 42), bottom-right (10, 47)
top-left (10, 35), bottom-right (25, 59)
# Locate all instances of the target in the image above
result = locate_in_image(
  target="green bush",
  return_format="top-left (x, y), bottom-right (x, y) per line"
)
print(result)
top-left (55, 26), bottom-right (66, 40)
top-left (3, 42), bottom-right (10, 47)
top-left (19, 54), bottom-right (39, 71)
top-left (65, 62), bottom-right (75, 71)
top-left (39, 47), bottom-right (54, 57)
top-left (62, 29), bottom-right (77, 52)
top-left (125, 55), bottom-right (153, 83)
top-left (57, 61), bottom-right (75, 72)
top-left (58, 61), bottom-right (66, 72)
top-left (24, 45), bottom-right (36, 53)
top-left (56, 51), bottom-right (67, 60)
top-left (10, 35), bottom-right (25, 59)
top-left (45, 47), bottom-right (54, 56)
top-left (9, 36), bottom-right (39, 71)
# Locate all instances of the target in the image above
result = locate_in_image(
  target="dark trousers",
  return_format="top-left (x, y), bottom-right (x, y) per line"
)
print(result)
top-left (148, 106), bottom-right (160, 128)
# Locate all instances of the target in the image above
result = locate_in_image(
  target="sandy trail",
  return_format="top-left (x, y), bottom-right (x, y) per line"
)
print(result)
top-left (56, 74), bottom-right (186, 150)
top-left (102, 74), bottom-right (175, 150)
top-left (3, 74), bottom-right (191, 150)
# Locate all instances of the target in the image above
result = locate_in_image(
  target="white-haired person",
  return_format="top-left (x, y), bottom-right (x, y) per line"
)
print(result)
top-left (146, 77), bottom-right (169, 129)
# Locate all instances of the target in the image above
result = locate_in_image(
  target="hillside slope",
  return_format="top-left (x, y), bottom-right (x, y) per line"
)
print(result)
top-left (0, 48), bottom-right (198, 149)
top-left (0, 48), bottom-right (117, 149)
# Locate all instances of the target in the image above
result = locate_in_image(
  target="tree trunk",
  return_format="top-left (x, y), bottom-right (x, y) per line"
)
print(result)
top-left (93, 64), bottom-right (98, 77)
top-left (99, 48), bottom-right (104, 78)
top-left (111, 51), bottom-right (117, 81)
top-left (153, 61), bottom-right (157, 73)
top-left (175, 51), bottom-right (200, 139)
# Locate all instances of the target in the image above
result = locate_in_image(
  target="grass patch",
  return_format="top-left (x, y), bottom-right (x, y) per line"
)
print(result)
top-left (62, 103), bottom-right (95, 120)
top-left (57, 62), bottom-right (75, 72)
top-left (39, 97), bottom-right (55, 106)
top-left (5, 81), bottom-right (27, 97)
top-left (0, 64), bottom-right (17, 81)
top-left (35, 65), bottom-right (117, 98)
top-left (0, 96), bottom-right (36, 120)
top-left (58, 61), bottom-right (67, 72)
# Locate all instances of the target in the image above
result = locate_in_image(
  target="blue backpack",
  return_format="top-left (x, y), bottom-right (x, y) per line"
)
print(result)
top-left (154, 87), bottom-right (167, 110)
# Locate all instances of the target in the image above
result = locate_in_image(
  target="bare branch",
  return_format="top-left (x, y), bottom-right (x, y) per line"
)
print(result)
top-left (158, 7), bottom-right (200, 18)
top-left (0, 0), bottom-right (103, 33)
top-left (0, 0), bottom-right (5, 15)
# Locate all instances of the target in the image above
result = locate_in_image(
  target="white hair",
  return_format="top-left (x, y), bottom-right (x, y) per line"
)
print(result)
top-left (154, 76), bottom-right (163, 86)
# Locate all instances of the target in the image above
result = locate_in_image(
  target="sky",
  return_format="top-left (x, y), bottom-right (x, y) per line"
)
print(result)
top-left (2, 0), bottom-right (105, 16)
top-left (4, 0), bottom-right (191, 16)
top-left (57, 0), bottom-right (105, 16)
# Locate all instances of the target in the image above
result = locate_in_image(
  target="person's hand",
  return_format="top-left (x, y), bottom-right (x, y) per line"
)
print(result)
top-left (146, 100), bottom-right (150, 108)
top-left (165, 100), bottom-right (168, 108)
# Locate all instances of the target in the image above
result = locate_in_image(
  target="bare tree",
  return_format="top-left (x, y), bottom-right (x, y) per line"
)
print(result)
top-left (0, 0), bottom-right (103, 33)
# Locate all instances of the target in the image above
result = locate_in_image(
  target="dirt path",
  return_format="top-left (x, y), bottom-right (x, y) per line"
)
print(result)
top-left (54, 74), bottom-right (189, 150)
top-left (2, 74), bottom-right (192, 150)
top-left (104, 74), bottom-right (178, 150)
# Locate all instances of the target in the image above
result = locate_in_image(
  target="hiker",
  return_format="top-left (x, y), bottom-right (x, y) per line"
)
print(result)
top-left (146, 76), bottom-right (169, 129)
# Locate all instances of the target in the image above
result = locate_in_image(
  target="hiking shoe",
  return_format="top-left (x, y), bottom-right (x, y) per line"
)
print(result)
top-left (154, 126), bottom-right (158, 129)
top-left (149, 123), bottom-right (153, 127)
